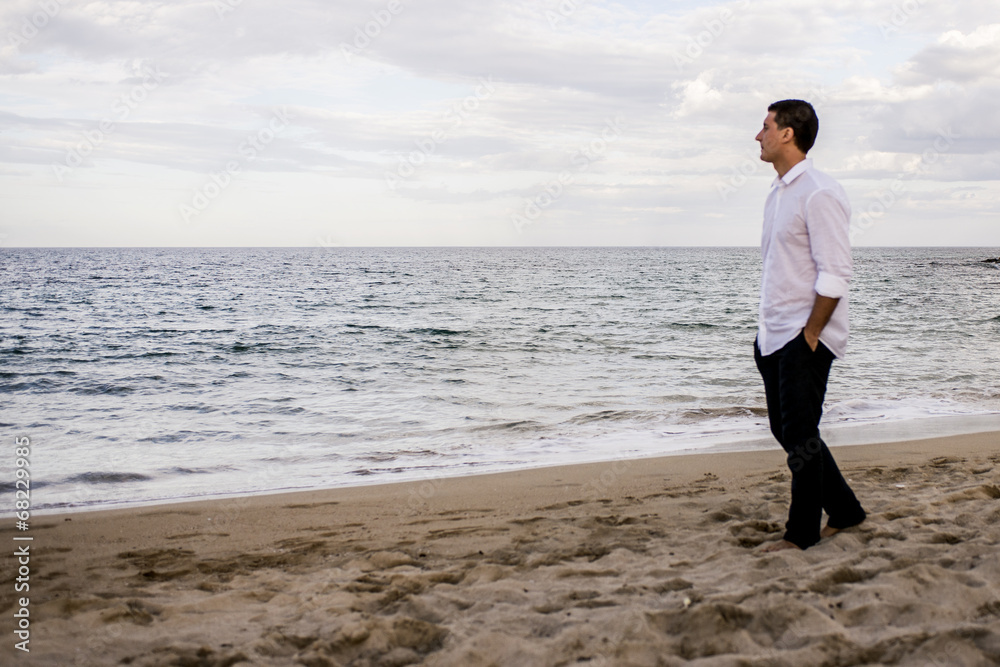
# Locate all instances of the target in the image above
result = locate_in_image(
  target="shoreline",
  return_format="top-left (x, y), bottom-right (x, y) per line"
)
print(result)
top-left (27, 428), bottom-right (1000, 522)
top-left (22, 412), bottom-right (1000, 519)
top-left (3, 430), bottom-right (999, 665)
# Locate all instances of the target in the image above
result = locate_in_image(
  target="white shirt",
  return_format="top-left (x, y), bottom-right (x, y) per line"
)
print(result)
top-left (758, 158), bottom-right (852, 358)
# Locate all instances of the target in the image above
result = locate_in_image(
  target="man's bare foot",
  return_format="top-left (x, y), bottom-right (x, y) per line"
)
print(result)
top-left (760, 539), bottom-right (803, 553)
top-left (821, 517), bottom-right (865, 539)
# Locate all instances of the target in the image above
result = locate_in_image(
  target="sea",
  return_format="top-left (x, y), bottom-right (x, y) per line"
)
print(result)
top-left (2, 247), bottom-right (999, 515)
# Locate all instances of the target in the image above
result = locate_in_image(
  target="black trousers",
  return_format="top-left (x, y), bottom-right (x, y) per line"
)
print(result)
top-left (754, 331), bottom-right (866, 549)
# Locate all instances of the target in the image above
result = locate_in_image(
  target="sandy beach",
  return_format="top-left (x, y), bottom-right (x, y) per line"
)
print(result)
top-left (4, 431), bottom-right (1000, 666)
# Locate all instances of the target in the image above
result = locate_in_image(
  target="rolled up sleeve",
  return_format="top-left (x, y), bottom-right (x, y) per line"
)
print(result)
top-left (806, 188), bottom-right (852, 299)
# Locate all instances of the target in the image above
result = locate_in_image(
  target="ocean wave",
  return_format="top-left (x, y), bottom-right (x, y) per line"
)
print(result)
top-left (103, 351), bottom-right (180, 359)
top-left (231, 342), bottom-right (263, 352)
top-left (136, 432), bottom-right (197, 444)
top-left (679, 406), bottom-right (768, 422)
top-left (0, 479), bottom-right (51, 493)
top-left (0, 378), bottom-right (63, 393)
top-left (407, 327), bottom-right (468, 336)
top-left (69, 383), bottom-right (135, 395)
top-left (470, 419), bottom-right (545, 433)
top-left (669, 322), bottom-right (721, 329)
top-left (566, 409), bottom-right (657, 425)
top-left (65, 471), bottom-right (153, 484)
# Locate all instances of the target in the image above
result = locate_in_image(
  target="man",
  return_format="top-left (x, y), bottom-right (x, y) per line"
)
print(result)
top-left (753, 99), bottom-right (866, 552)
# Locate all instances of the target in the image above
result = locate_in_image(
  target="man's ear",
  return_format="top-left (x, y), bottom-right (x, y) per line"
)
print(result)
top-left (780, 126), bottom-right (795, 144)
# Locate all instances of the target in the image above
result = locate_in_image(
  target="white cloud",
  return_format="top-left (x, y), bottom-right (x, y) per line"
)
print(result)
top-left (895, 23), bottom-right (1000, 85)
top-left (671, 70), bottom-right (724, 118)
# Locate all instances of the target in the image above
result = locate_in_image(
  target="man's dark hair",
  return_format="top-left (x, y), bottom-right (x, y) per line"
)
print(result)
top-left (768, 99), bottom-right (818, 154)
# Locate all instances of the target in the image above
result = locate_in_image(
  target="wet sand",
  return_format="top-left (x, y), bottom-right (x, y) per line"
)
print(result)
top-left (3, 431), bottom-right (1000, 666)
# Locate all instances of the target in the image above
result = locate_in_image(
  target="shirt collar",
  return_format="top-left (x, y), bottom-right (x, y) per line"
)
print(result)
top-left (772, 157), bottom-right (812, 188)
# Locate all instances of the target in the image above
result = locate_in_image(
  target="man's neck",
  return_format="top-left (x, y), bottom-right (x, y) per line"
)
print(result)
top-left (772, 153), bottom-right (807, 180)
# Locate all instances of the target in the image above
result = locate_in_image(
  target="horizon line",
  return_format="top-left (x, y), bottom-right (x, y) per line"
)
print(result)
top-left (2, 245), bottom-right (998, 250)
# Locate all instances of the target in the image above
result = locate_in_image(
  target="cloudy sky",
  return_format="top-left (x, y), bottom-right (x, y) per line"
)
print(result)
top-left (1, 0), bottom-right (998, 247)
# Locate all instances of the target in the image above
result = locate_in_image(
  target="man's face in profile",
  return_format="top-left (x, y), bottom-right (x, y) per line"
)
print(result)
top-left (755, 111), bottom-right (783, 164)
